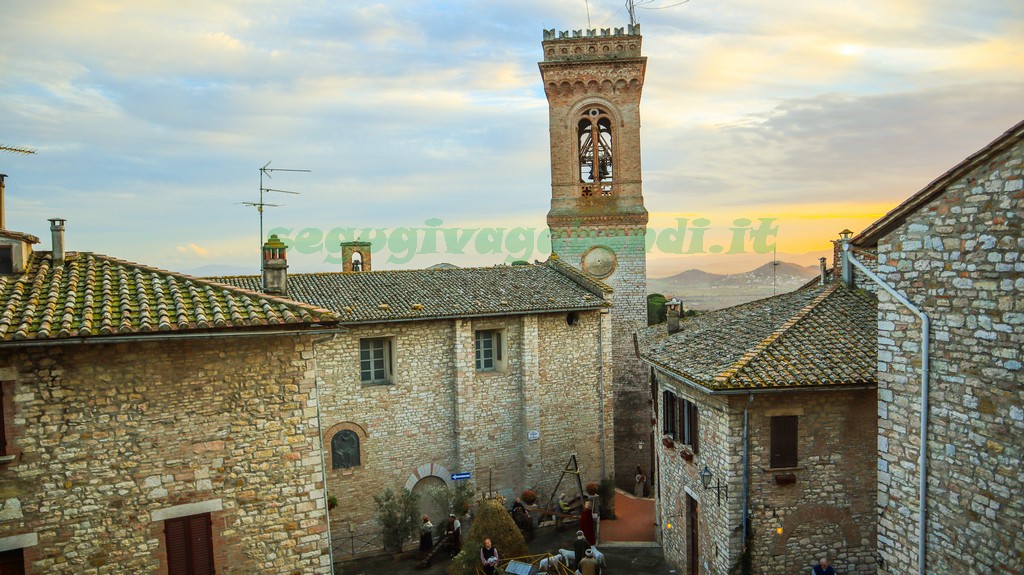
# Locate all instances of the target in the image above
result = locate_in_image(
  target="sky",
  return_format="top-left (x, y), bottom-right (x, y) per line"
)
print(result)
top-left (2, 0), bottom-right (1022, 277)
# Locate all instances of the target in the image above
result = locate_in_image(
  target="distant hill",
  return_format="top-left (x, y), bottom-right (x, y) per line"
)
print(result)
top-left (649, 261), bottom-right (820, 310)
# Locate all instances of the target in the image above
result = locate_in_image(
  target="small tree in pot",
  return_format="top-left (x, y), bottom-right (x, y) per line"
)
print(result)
top-left (374, 487), bottom-right (420, 554)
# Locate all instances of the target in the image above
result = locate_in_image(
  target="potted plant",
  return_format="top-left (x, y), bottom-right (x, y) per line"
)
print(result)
top-left (680, 446), bottom-right (694, 462)
top-left (662, 435), bottom-right (675, 449)
top-left (520, 489), bottom-right (537, 505)
top-left (327, 495), bottom-right (339, 510)
top-left (373, 487), bottom-right (419, 554)
top-left (585, 482), bottom-right (599, 496)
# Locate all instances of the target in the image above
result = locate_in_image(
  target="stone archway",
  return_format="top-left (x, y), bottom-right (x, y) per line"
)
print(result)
top-left (404, 463), bottom-right (454, 524)
top-left (773, 505), bottom-right (860, 574)
top-left (412, 476), bottom-right (449, 526)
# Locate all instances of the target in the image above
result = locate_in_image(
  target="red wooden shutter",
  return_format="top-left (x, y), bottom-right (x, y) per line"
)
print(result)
top-left (188, 513), bottom-right (214, 575)
top-left (0, 548), bottom-right (25, 575)
top-left (165, 517), bottom-right (189, 575)
top-left (770, 416), bottom-right (798, 468)
top-left (166, 513), bottom-right (214, 575)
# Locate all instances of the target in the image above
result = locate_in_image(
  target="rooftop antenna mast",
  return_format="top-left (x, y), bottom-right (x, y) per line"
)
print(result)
top-left (242, 161), bottom-right (310, 272)
top-left (771, 243), bottom-right (780, 295)
top-left (627, 0), bottom-right (637, 27)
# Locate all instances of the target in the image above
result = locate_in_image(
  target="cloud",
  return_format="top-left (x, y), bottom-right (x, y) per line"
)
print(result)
top-left (176, 243), bottom-right (209, 257)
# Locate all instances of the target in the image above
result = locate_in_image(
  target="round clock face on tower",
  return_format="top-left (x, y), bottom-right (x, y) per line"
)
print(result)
top-left (581, 246), bottom-right (617, 278)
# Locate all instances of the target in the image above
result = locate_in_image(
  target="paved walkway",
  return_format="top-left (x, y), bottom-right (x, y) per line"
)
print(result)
top-left (600, 489), bottom-right (657, 544)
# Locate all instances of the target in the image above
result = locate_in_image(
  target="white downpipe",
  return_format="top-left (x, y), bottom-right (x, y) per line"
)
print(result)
top-left (844, 244), bottom-right (931, 575)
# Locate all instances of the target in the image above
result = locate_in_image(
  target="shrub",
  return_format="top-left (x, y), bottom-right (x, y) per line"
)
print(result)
top-left (585, 481), bottom-right (599, 495)
top-left (447, 499), bottom-right (528, 575)
top-left (597, 478), bottom-right (616, 520)
top-left (373, 487), bottom-right (420, 553)
top-left (520, 489), bottom-right (537, 505)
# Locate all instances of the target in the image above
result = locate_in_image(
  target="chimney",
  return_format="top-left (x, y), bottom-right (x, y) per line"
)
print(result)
top-left (819, 257), bottom-right (827, 285)
top-left (261, 234), bottom-right (288, 296)
top-left (0, 174), bottom-right (7, 229)
top-left (48, 218), bottom-right (66, 265)
top-left (831, 228), bottom-right (855, 288)
top-left (666, 298), bottom-right (682, 334)
top-left (341, 240), bottom-right (372, 272)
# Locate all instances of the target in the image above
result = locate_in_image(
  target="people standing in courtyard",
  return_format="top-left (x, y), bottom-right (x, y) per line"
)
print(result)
top-left (445, 513), bottom-right (462, 557)
top-left (580, 500), bottom-right (596, 545)
top-left (419, 515), bottom-right (433, 555)
top-left (480, 537), bottom-right (499, 575)
top-left (579, 548), bottom-right (601, 575)
top-left (556, 493), bottom-right (571, 530)
top-left (635, 465), bottom-right (646, 498)
top-left (812, 557), bottom-right (836, 575)
top-left (573, 530), bottom-right (589, 570)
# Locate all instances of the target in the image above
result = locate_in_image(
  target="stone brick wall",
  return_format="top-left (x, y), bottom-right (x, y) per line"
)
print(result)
top-left (654, 373), bottom-right (877, 575)
top-left (874, 139), bottom-right (1023, 574)
top-left (654, 374), bottom-right (738, 575)
top-left (747, 391), bottom-right (876, 575)
top-left (0, 336), bottom-right (331, 574)
top-left (317, 310), bottom-right (611, 536)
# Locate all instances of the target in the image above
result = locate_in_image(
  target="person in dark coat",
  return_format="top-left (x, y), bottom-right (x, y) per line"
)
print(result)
top-left (812, 557), bottom-right (836, 575)
top-left (573, 530), bottom-right (589, 570)
top-left (445, 514), bottom-right (462, 557)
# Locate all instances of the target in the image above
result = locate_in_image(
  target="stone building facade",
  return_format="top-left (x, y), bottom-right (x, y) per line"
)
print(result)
top-left (852, 119), bottom-right (1024, 574)
top-left (0, 226), bottom-right (341, 574)
top-left (540, 26), bottom-right (651, 488)
top-left (637, 280), bottom-right (878, 575)
top-left (215, 254), bottom-right (615, 538)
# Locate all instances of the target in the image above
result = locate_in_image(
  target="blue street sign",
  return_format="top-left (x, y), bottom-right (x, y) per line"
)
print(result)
top-left (451, 472), bottom-right (471, 481)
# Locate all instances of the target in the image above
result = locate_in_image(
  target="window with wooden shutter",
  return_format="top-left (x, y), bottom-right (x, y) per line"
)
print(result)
top-left (770, 415), bottom-right (798, 468)
top-left (0, 384), bottom-right (7, 456)
top-left (0, 548), bottom-right (25, 575)
top-left (687, 401), bottom-right (699, 454)
top-left (662, 391), bottom-right (677, 436)
top-left (165, 513), bottom-right (214, 575)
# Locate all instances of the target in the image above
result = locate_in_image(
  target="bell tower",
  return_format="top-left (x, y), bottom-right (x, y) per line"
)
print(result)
top-left (540, 25), bottom-right (649, 488)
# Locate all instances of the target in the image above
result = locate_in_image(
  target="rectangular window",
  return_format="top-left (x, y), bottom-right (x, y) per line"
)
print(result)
top-left (681, 399), bottom-right (699, 454)
top-left (165, 513), bottom-right (214, 575)
top-left (359, 338), bottom-right (394, 384)
top-left (475, 330), bottom-right (506, 372)
top-left (770, 415), bottom-right (799, 468)
top-left (661, 390), bottom-right (677, 437)
top-left (0, 548), bottom-right (25, 575)
top-left (0, 384), bottom-right (7, 456)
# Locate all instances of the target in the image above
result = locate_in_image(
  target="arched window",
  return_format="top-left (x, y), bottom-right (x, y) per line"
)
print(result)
top-left (331, 430), bottom-right (361, 469)
top-left (578, 107), bottom-right (614, 197)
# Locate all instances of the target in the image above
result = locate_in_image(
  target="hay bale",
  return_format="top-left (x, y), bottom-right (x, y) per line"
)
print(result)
top-left (447, 499), bottom-right (528, 575)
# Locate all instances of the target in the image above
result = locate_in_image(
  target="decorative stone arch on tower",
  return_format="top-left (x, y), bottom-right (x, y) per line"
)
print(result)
top-left (405, 463), bottom-right (455, 523)
top-left (773, 505), bottom-right (861, 572)
top-left (324, 421), bottom-right (368, 475)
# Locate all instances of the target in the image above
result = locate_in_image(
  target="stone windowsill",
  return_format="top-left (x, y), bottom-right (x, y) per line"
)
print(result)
top-left (761, 466), bottom-right (805, 473)
top-left (360, 381), bottom-right (395, 388)
top-left (0, 455), bottom-right (17, 464)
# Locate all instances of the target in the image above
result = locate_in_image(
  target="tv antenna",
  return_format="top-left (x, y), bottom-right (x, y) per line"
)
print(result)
top-left (241, 161), bottom-right (310, 272)
top-left (771, 244), bottom-right (780, 295)
top-left (1, 145), bottom-right (36, 155)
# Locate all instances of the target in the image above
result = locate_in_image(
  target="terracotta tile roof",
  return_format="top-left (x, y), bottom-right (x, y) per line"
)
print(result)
top-left (0, 252), bottom-right (338, 343)
top-left (0, 229), bottom-right (40, 244)
top-left (211, 261), bottom-right (609, 324)
top-left (637, 283), bottom-right (877, 391)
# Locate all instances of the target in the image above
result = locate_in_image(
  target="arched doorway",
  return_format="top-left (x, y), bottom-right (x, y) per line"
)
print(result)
top-left (783, 520), bottom-right (849, 573)
top-left (411, 476), bottom-right (449, 525)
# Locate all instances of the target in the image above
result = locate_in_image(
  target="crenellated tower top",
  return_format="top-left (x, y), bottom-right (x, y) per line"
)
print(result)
top-left (542, 24), bottom-right (642, 62)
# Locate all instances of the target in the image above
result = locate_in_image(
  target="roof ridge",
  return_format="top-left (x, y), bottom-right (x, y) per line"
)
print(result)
top-left (209, 263), bottom-right (555, 281)
top-left (714, 283), bottom-right (839, 385)
top-left (86, 253), bottom-right (339, 321)
top-left (545, 256), bottom-right (613, 295)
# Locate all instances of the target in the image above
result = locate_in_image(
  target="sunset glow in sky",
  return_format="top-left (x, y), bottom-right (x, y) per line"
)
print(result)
top-left (2, 0), bottom-right (1022, 276)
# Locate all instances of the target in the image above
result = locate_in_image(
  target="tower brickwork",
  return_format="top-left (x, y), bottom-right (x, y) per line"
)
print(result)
top-left (540, 25), bottom-right (650, 488)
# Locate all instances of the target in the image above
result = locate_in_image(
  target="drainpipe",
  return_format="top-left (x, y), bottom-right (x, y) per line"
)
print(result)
top-left (598, 309), bottom-right (608, 479)
top-left (312, 333), bottom-right (338, 575)
top-left (742, 394), bottom-right (752, 549)
top-left (843, 244), bottom-right (930, 575)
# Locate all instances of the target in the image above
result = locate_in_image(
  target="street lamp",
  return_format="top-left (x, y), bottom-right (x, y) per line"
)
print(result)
top-left (637, 438), bottom-right (645, 451)
top-left (838, 228), bottom-right (853, 241)
top-left (699, 464), bottom-right (728, 505)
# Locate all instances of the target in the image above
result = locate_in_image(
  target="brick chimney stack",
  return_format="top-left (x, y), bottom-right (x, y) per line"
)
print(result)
top-left (819, 257), bottom-right (828, 285)
top-left (48, 218), bottom-right (66, 265)
top-left (666, 298), bottom-right (682, 334)
top-left (261, 234), bottom-right (288, 296)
